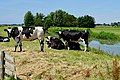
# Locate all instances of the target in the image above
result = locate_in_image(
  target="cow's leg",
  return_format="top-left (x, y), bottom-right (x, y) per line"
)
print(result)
top-left (67, 42), bottom-right (70, 50)
top-left (14, 45), bottom-right (18, 52)
top-left (39, 39), bottom-right (44, 52)
top-left (14, 42), bottom-right (18, 52)
top-left (85, 40), bottom-right (89, 51)
top-left (19, 41), bottom-right (22, 52)
top-left (14, 37), bottom-right (20, 52)
top-left (41, 40), bottom-right (44, 52)
top-left (80, 38), bottom-right (87, 52)
top-left (64, 41), bottom-right (69, 50)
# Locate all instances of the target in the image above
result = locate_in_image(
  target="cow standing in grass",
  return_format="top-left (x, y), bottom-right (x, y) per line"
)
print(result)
top-left (57, 30), bottom-right (89, 52)
top-left (4, 27), bottom-right (45, 52)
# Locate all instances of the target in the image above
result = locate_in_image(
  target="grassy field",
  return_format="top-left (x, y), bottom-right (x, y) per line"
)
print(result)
top-left (91, 26), bottom-right (120, 36)
top-left (0, 26), bottom-right (120, 80)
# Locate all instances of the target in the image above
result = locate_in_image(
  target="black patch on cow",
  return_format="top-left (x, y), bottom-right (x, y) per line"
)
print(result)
top-left (10, 27), bottom-right (20, 39)
top-left (68, 42), bottom-right (80, 50)
top-left (22, 27), bottom-right (34, 39)
top-left (58, 30), bottom-right (83, 41)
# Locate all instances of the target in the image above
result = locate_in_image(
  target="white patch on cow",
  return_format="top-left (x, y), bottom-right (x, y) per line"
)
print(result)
top-left (7, 29), bottom-right (12, 33)
top-left (59, 31), bottom-right (62, 34)
top-left (79, 38), bottom-right (87, 52)
top-left (49, 47), bottom-right (51, 49)
top-left (18, 27), bottom-right (23, 31)
top-left (33, 30), bottom-right (35, 33)
top-left (15, 37), bottom-right (20, 43)
top-left (3, 38), bottom-right (9, 42)
top-left (48, 36), bottom-right (51, 40)
top-left (67, 47), bottom-right (70, 50)
top-left (35, 27), bottom-right (44, 40)
top-left (85, 30), bottom-right (87, 33)
top-left (63, 41), bottom-right (66, 45)
top-left (46, 36), bottom-right (51, 42)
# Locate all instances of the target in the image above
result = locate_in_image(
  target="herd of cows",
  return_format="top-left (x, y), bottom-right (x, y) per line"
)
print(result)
top-left (0, 26), bottom-right (89, 52)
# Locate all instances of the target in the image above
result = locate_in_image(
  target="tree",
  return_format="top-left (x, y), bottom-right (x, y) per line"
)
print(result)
top-left (34, 13), bottom-right (44, 26)
top-left (45, 9), bottom-right (77, 27)
top-left (24, 11), bottom-right (34, 27)
top-left (77, 15), bottom-right (95, 28)
top-left (53, 10), bottom-right (66, 26)
top-left (44, 12), bottom-right (54, 27)
top-left (64, 14), bottom-right (77, 27)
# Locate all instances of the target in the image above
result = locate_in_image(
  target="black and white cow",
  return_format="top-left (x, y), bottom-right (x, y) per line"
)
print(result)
top-left (46, 36), bottom-right (65, 49)
top-left (4, 27), bottom-right (45, 52)
top-left (57, 30), bottom-right (89, 52)
top-left (0, 36), bottom-right (10, 42)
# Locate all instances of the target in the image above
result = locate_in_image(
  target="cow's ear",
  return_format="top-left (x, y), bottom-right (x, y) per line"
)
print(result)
top-left (58, 31), bottom-right (62, 34)
top-left (4, 29), bottom-right (7, 31)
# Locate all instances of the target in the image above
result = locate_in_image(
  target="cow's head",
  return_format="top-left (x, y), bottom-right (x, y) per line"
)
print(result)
top-left (46, 36), bottom-right (56, 46)
top-left (4, 27), bottom-right (19, 38)
top-left (4, 27), bottom-right (12, 38)
top-left (46, 35), bottom-right (50, 39)
top-left (46, 36), bottom-right (52, 48)
top-left (46, 36), bottom-right (52, 43)
top-left (80, 30), bottom-right (89, 40)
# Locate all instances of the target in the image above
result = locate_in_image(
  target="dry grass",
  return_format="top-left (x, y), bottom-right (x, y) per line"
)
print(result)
top-left (0, 45), bottom-right (119, 80)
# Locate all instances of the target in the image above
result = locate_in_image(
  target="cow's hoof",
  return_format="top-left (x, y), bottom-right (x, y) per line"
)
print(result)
top-left (13, 51), bottom-right (16, 52)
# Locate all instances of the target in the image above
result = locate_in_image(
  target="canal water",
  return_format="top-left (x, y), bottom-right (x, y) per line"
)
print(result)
top-left (89, 40), bottom-right (120, 55)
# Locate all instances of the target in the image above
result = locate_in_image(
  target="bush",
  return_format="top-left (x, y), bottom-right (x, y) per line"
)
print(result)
top-left (91, 31), bottom-right (119, 40)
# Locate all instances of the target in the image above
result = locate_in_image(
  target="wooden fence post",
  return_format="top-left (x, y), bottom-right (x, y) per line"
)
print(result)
top-left (0, 51), bottom-right (16, 80)
top-left (1, 51), bottom-right (5, 80)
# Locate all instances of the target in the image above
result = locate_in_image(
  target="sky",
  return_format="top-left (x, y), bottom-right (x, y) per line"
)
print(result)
top-left (0, 0), bottom-right (120, 24)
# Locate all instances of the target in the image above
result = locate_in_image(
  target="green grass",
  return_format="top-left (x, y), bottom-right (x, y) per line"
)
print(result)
top-left (91, 26), bottom-right (120, 36)
top-left (0, 26), bottom-right (120, 80)
top-left (0, 26), bottom-right (9, 36)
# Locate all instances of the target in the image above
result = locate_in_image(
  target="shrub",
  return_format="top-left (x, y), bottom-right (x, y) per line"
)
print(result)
top-left (91, 31), bottom-right (119, 41)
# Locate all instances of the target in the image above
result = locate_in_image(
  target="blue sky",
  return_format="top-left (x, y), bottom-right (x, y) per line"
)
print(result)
top-left (0, 0), bottom-right (120, 24)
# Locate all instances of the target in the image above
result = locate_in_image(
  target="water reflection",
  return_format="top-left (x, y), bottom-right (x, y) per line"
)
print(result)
top-left (89, 41), bottom-right (120, 55)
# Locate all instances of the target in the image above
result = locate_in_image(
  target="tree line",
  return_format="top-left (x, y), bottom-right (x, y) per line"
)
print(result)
top-left (24, 9), bottom-right (95, 28)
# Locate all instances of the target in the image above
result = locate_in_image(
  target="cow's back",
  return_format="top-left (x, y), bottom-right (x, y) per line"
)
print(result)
top-left (20, 27), bottom-right (44, 41)
top-left (61, 30), bottom-right (81, 41)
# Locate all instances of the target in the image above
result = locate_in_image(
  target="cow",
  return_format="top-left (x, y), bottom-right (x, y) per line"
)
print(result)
top-left (4, 27), bottom-right (45, 52)
top-left (0, 36), bottom-right (10, 42)
top-left (57, 30), bottom-right (89, 52)
top-left (46, 36), bottom-right (65, 49)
